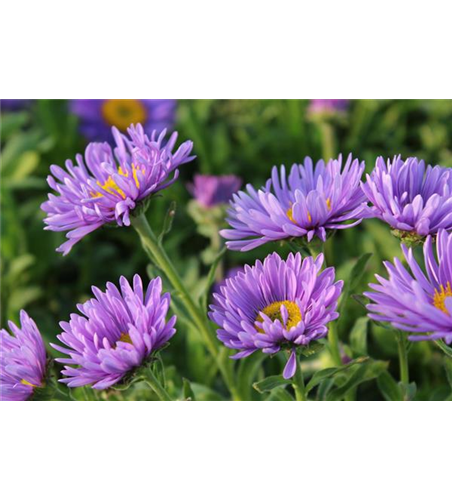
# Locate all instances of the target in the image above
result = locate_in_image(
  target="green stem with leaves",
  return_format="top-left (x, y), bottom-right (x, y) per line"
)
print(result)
top-left (131, 212), bottom-right (240, 400)
top-left (291, 358), bottom-right (307, 401)
top-left (142, 366), bottom-right (172, 401)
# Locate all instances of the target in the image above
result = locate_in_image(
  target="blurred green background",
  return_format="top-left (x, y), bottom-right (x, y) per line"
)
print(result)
top-left (2, 99), bottom-right (452, 400)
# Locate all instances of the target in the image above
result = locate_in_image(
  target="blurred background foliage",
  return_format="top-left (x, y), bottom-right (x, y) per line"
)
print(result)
top-left (2, 99), bottom-right (452, 400)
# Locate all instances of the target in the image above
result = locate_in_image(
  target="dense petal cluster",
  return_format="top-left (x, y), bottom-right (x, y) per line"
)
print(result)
top-left (51, 275), bottom-right (176, 390)
top-left (41, 125), bottom-right (195, 254)
top-left (362, 156), bottom-right (452, 238)
top-left (1, 311), bottom-right (47, 401)
top-left (308, 99), bottom-right (348, 114)
top-left (70, 99), bottom-right (176, 142)
top-left (221, 154), bottom-right (367, 251)
top-left (365, 229), bottom-right (452, 343)
top-left (209, 253), bottom-right (343, 378)
top-left (188, 174), bottom-right (242, 207)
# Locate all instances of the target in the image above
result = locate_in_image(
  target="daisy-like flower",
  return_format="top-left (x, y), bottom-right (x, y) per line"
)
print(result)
top-left (308, 99), bottom-right (349, 114)
top-left (51, 275), bottom-right (176, 390)
top-left (188, 174), bottom-right (242, 208)
top-left (362, 156), bottom-right (452, 241)
top-left (365, 229), bottom-right (452, 343)
top-left (209, 252), bottom-right (343, 379)
top-left (70, 99), bottom-right (176, 142)
top-left (1, 310), bottom-right (47, 401)
top-left (41, 124), bottom-right (195, 255)
top-left (221, 154), bottom-right (367, 251)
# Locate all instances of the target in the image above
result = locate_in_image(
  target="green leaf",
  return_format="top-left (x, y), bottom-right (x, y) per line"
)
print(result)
top-left (350, 317), bottom-right (369, 356)
top-left (349, 253), bottom-right (373, 290)
top-left (305, 356), bottom-right (369, 394)
top-left (299, 340), bottom-right (326, 358)
top-left (399, 382), bottom-right (417, 401)
top-left (182, 378), bottom-right (196, 401)
top-left (158, 201), bottom-right (177, 244)
top-left (317, 378), bottom-right (335, 401)
top-left (377, 371), bottom-right (402, 401)
top-left (267, 387), bottom-right (295, 401)
top-left (253, 375), bottom-right (288, 394)
top-left (326, 360), bottom-right (388, 401)
top-left (435, 339), bottom-right (452, 358)
top-left (444, 357), bottom-right (452, 389)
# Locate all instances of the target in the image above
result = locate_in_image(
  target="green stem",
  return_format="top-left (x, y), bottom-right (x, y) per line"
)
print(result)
top-left (143, 366), bottom-right (172, 401)
top-left (131, 212), bottom-right (240, 400)
top-left (328, 322), bottom-right (342, 366)
top-left (292, 354), bottom-right (307, 500)
top-left (319, 121), bottom-right (335, 161)
top-left (396, 331), bottom-right (409, 385)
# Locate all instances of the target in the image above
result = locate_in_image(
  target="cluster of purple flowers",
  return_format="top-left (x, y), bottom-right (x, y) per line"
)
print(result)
top-left (4, 102), bottom-right (452, 401)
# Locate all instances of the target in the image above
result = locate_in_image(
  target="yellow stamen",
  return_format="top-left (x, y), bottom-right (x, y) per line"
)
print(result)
top-left (286, 198), bottom-right (331, 225)
top-left (21, 379), bottom-right (36, 387)
top-left (117, 332), bottom-right (133, 345)
top-left (256, 300), bottom-right (302, 332)
top-left (91, 164), bottom-right (142, 199)
top-left (101, 99), bottom-right (147, 131)
top-left (433, 282), bottom-right (452, 314)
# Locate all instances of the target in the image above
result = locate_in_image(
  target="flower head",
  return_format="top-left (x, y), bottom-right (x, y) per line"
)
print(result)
top-left (308, 99), bottom-right (349, 114)
top-left (209, 253), bottom-right (342, 378)
top-left (51, 275), bottom-right (176, 390)
top-left (221, 154), bottom-right (367, 251)
top-left (365, 229), bottom-right (452, 343)
top-left (1, 311), bottom-right (47, 401)
top-left (41, 124), bottom-right (195, 255)
top-left (362, 156), bottom-right (452, 240)
top-left (188, 174), bottom-right (242, 207)
top-left (70, 99), bottom-right (176, 142)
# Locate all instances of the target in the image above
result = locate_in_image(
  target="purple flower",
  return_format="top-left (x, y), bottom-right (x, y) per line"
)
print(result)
top-left (1, 310), bottom-right (47, 401)
top-left (308, 99), bottom-right (349, 114)
top-left (188, 174), bottom-right (242, 207)
top-left (51, 275), bottom-right (176, 390)
top-left (209, 252), bottom-right (343, 379)
top-left (41, 124), bottom-right (195, 255)
top-left (212, 267), bottom-right (242, 296)
top-left (221, 154), bottom-right (367, 251)
top-left (365, 229), bottom-right (452, 343)
top-left (362, 156), bottom-right (452, 239)
top-left (70, 99), bottom-right (177, 142)
top-left (1, 99), bottom-right (31, 112)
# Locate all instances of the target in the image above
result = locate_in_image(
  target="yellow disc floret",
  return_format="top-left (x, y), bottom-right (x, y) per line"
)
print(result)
top-left (433, 282), bottom-right (452, 314)
top-left (101, 99), bottom-right (148, 131)
top-left (256, 300), bottom-right (302, 332)
top-left (117, 332), bottom-right (133, 345)
top-left (91, 164), bottom-right (142, 199)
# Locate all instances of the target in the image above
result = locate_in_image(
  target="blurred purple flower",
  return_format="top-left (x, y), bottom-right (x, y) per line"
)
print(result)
top-left (41, 124), bottom-right (195, 255)
top-left (188, 174), bottom-right (242, 207)
top-left (209, 252), bottom-right (342, 379)
top-left (221, 154), bottom-right (367, 251)
top-left (309, 99), bottom-right (348, 114)
top-left (365, 229), bottom-right (452, 343)
top-left (362, 156), bottom-right (452, 238)
top-left (51, 275), bottom-right (176, 390)
top-left (70, 99), bottom-right (176, 142)
top-left (1, 310), bottom-right (47, 401)
top-left (1, 99), bottom-right (31, 111)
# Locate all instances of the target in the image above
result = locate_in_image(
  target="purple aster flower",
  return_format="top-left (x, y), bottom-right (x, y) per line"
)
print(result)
top-left (1, 310), bottom-right (47, 401)
top-left (188, 174), bottom-right (242, 207)
top-left (212, 266), bottom-right (242, 296)
top-left (51, 275), bottom-right (176, 390)
top-left (1, 99), bottom-right (31, 112)
top-left (70, 99), bottom-right (176, 142)
top-left (308, 99), bottom-right (349, 114)
top-left (362, 156), bottom-right (452, 240)
top-left (41, 124), bottom-right (195, 255)
top-left (365, 229), bottom-right (452, 343)
top-left (221, 154), bottom-right (367, 251)
top-left (209, 252), bottom-right (343, 379)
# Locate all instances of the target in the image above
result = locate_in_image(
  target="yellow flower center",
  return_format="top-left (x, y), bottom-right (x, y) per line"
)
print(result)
top-left (91, 164), bottom-right (142, 199)
top-left (21, 379), bottom-right (36, 387)
top-left (256, 300), bottom-right (302, 332)
top-left (433, 282), bottom-right (452, 314)
top-left (286, 198), bottom-right (331, 225)
top-left (101, 99), bottom-right (148, 131)
top-left (117, 332), bottom-right (133, 345)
